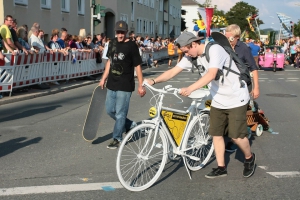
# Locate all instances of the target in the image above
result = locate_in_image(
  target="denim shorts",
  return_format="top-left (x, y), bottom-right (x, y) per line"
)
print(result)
top-left (209, 104), bottom-right (248, 139)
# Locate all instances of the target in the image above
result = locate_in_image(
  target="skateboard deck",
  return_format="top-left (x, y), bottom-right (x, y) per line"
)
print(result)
top-left (82, 86), bottom-right (107, 141)
top-left (211, 32), bottom-right (231, 48)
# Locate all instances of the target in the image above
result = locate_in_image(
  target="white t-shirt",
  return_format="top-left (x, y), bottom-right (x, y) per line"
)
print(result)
top-left (177, 44), bottom-right (249, 109)
top-left (29, 34), bottom-right (45, 52)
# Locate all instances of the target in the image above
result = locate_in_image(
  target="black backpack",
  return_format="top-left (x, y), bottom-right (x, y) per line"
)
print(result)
top-left (192, 42), bottom-right (252, 93)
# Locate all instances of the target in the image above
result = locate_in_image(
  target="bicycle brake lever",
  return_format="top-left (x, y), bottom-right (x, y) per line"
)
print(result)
top-left (174, 89), bottom-right (183, 103)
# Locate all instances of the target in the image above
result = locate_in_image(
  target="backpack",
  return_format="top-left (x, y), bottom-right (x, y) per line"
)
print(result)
top-left (191, 41), bottom-right (252, 93)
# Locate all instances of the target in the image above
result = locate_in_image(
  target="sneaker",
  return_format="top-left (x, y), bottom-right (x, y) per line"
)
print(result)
top-left (243, 153), bottom-right (256, 178)
top-left (205, 168), bottom-right (228, 179)
top-left (225, 142), bottom-right (238, 153)
top-left (107, 139), bottom-right (120, 149)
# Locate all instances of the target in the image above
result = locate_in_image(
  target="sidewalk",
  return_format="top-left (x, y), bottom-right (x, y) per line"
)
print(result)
top-left (0, 77), bottom-right (100, 106)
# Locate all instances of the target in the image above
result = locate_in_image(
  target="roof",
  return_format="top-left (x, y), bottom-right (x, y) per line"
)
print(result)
top-left (181, 0), bottom-right (199, 6)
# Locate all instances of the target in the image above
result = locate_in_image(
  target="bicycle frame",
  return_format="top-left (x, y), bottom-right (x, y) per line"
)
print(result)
top-left (142, 82), bottom-right (211, 178)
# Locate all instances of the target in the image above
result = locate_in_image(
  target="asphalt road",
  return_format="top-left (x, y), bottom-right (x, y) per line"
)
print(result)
top-left (0, 64), bottom-right (300, 199)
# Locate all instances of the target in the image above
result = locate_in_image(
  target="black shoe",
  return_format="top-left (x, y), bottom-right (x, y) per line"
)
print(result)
top-left (243, 153), bottom-right (256, 178)
top-left (205, 168), bottom-right (228, 179)
top-left (107, 139), bottom-right (120, 149)
top-left (225, 142), bottom-right (238, 153)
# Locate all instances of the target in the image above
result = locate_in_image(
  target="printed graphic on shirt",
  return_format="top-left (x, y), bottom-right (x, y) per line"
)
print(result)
top-left (111, 63), bottom-right (123, 76)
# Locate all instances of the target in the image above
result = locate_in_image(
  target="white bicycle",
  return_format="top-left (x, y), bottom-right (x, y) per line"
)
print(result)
top-left (116, 81), bottom-right (214, 191)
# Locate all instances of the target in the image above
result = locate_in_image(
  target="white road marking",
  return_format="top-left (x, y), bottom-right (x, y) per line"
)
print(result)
top-left (0, 182), bottom-right (123, 196)
top-left (258, 166), bottom-right (268, 170)
top-left (286, 80), bottom-right (298, 82)
top-left (267, 171), bottom-right (300, 178)
top-left (258, 80), bottom-right (265, 82)
top-left (259, 78), bottom-right (269, 79)
top-left (287, 78), bottom-right (299, 79)
top-left (277, 78), bottom-right (284, 79)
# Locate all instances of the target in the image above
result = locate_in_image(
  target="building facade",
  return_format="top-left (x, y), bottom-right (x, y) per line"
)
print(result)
top-left (0, 0), bottom-right (92, 42)
top-left (0, 0), bottom-right (182, 41)
top-left (96, 0), bottom-right (182, 39)
top-left (181, 0), bottom-right (199, 32)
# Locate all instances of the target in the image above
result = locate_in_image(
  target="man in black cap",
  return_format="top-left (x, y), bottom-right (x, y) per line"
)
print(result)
top-left (99, 20), bottom-right (146, 149)
top-left (145, 31), bottom-right (256, 178)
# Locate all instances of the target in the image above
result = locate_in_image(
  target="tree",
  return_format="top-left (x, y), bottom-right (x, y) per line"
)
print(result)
top-left (293, 20), bottom-right (300, 36)
top-left (225, 1), bottom-right (264, 35)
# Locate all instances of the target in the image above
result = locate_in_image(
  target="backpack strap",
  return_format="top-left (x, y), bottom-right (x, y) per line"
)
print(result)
top-left (202, 41), bottom-right (224, 84)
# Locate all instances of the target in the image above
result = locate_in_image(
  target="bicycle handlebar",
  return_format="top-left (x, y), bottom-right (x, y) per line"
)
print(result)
top-left (143, 80), bottom-right (183, 102)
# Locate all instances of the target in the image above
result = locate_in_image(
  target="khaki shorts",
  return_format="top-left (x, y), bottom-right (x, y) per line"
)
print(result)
top-left (209, 104), bottom-right (248, 139)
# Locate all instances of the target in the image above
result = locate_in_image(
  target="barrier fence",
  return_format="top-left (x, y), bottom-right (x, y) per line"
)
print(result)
top-left (0, 48), bottom-right (176, 96)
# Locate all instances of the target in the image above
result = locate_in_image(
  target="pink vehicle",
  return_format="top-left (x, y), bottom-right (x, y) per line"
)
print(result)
top-left (258, 46), bottom-right (284, 72)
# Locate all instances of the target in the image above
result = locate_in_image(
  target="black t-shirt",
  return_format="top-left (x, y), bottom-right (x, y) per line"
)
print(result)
top-left (9, 28), bottom-right (18, 43)
top-left (106, 38), bottom-right (142, 92)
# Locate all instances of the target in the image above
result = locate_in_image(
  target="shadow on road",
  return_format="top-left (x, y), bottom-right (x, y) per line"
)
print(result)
top-left (0, 105), bottom-right (62, 123)
top-left (92, 133), bottom-right (112, 145)
top-left (0, 137), bottom-right (42, 158)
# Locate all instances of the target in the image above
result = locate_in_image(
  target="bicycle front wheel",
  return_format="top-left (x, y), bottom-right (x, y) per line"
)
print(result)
top-left (116, 123), bottom-right (168, 191)
top-left (182, 112), bottom-right (214, 171)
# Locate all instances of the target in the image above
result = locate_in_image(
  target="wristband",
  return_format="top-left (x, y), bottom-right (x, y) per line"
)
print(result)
top-left (151, 79), bottom-right (156, 85)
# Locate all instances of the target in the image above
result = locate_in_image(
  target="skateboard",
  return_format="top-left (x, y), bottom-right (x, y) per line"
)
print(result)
top-left (82, 86), bottom-right (107, 141)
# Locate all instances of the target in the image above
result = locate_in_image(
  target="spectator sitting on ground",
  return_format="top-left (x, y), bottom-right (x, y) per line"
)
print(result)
top-left (147, 53), bottom-right (158, 68)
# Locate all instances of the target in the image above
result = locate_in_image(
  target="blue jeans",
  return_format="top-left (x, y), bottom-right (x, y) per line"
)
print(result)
top-left (105, 89), bottom-right (135, 141)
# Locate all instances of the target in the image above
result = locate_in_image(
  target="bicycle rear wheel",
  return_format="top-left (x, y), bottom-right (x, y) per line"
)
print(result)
top-left (182, 112), bottom-right (214, 171)
top-left (116, 123), bottom-right (168, 191)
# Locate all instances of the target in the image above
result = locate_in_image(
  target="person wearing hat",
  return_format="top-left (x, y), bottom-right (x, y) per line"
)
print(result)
top-left (99, 20), bottom-right (146, 149)
top-left (145, 31), bottom-right (256, 179)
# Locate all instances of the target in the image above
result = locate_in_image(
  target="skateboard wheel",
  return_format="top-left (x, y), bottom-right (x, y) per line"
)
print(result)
top-left (256, 124), bottom-right (263, 136)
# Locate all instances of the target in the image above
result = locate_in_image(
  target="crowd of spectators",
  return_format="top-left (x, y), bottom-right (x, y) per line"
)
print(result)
top-left (0, 14), bottom-right (111, 98)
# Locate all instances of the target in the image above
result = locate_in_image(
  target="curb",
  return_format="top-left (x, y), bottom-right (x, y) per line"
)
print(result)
top-left (0, 80), bottom-right (98, 106)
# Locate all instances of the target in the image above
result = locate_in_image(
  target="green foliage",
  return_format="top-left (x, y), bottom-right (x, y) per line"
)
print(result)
top-left (294, 20), bottom-right (300, 36)
top-left (225, 1), bottom-right (264, 32)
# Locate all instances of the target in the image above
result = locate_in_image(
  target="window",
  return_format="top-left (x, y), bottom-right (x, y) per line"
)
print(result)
top-left (41, 0), bottom-right (51, 9)
top-left (137, 0), bottom-right (143, 4)
top-left (14, 0), bottom-right (28, 6)
top-left (137, 18), bottom-right (143, 34)
top-left (61, 0), bottom-right (70, 12)
top-left (159, 23), bottom-right (162, 34)
top-left (120, 14), bottom-right (128, 24)
top-left (150, 0), bottom-right (154, 8)
top-left (78, 0), bottom-right (85, 15)
top-left (131, 2), bottom-right (135, 21)
top-left (144, 0), bottom-right (149, 6)
top-left (156, 10), bottom-right (158, 25)
top-left (159, 0), bottom-right (163, 11)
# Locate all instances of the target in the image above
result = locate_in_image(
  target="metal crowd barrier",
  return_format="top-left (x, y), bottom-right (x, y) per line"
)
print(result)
top-left (0, 48), bottom-right (177, 96)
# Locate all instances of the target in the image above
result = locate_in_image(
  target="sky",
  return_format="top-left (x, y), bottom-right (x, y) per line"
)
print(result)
top-left (210, 0), bottom-right (300, 30)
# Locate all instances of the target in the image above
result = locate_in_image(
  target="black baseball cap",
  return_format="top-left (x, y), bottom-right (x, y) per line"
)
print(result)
top-left (115, 21), bottom-right (128, 32)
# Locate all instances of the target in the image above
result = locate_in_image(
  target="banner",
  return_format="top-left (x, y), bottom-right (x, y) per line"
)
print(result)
top-left (205, 7), bottom-right (214, 37)
top-left (277, 13), bottom-right (293, 38)
top-left (269, 31), bottom-right (276, 45)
